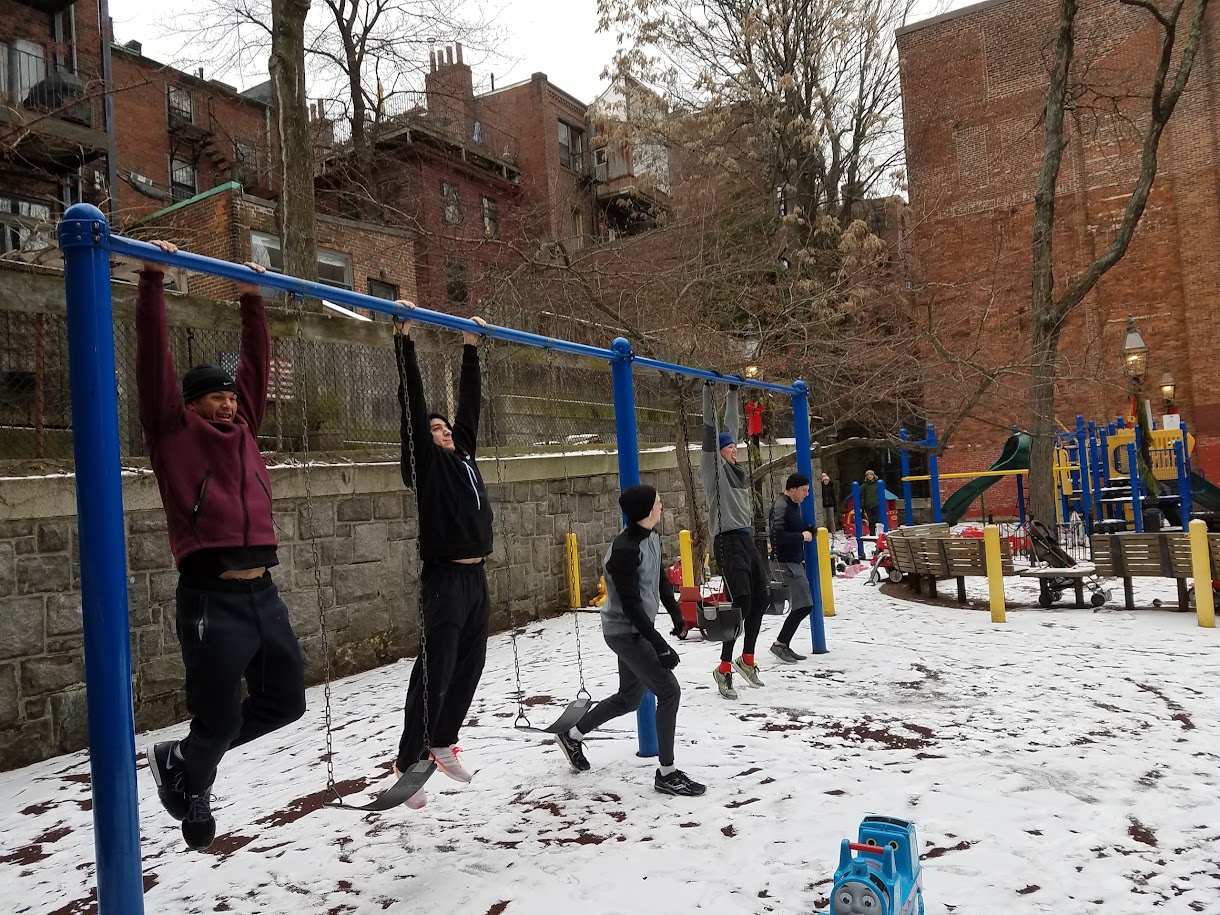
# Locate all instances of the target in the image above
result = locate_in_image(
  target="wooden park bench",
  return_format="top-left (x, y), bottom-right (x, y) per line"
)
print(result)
top-left (889, 525), bottom-right (1014, 603)
top-left (1089, 532), bottom-right (1193, 611)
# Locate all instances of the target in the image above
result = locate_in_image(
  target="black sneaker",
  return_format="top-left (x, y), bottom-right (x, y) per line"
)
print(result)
top-left (147, 741), bottom-right (188, 821)
top-left (182, 792), bottom-right (216, 851)
top-left (555, 731), bottom-right (591, 772)
top-left (655, 769), bottom-right (707, 797)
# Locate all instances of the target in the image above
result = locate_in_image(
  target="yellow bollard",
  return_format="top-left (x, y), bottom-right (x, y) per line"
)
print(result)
top-left (817, 527), bottom-right (836, 617)
top-left (1188, 519), bottom-right (1215, 628)
top-left (679, 530), bottom-right (695, 588)
top-left (566, 532), bottom-right (581, 609)
top-left (984, 524), bottom-right (1006, 623)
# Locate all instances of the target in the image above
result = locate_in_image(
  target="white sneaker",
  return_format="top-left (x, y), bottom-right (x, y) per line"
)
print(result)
top-left (393, 763), bottom-right (427, 809)
top-left (429, 745), bottom-right (474, 783)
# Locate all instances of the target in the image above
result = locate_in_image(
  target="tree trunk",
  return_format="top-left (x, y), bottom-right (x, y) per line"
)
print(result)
top-left (1028, 318), bottom-right (1062, 524)
top-left (270, 0), bottom-right (318, 289)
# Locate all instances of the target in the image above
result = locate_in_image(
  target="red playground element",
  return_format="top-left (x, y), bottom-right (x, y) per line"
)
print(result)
top-left (667, 560), bottom-right (727, 638)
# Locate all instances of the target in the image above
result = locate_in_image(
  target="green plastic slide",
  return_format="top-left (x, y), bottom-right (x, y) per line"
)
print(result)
top-left (940, 432), bottom-right (1031, 526)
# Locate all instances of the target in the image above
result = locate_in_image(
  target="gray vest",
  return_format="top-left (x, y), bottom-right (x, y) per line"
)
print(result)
top-left (600, 532), bottom-right (662, 638)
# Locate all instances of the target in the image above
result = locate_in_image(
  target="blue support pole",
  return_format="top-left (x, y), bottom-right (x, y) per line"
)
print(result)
top-left (926, 424), bottom-right (942, 524)
top-left (58, 204), bottom-right (145, 915)
top-left (1075, 419), bottom-right (1091, 534)
top-left (1128, 442), bottom-right (1144, 533)
top-left (1089, 430), bottom-right (1104, 527)
top-left (899, 429), bottom-right (913, 526)
top-left (792, 381), bottom-right (828, 654)
top-left (852, 481), bottom-right (864, 557)
top-left (609, 339), bottom-right (656, 759)
top-left (1176, 439), bottom-right (1191, 527)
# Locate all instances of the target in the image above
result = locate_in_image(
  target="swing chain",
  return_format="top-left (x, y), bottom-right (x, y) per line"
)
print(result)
top-left (393, 331), bottom-right (432, 756)
top-left (295, 303), bottom-right (338, 802)
top-left (487, 340), bottom-right (531, 729)
top-left (550, 346), bottom-right (589, 701)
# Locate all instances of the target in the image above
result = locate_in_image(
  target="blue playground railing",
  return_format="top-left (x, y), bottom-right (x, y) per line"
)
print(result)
top-left (58, 204), bottom-right (831, 914)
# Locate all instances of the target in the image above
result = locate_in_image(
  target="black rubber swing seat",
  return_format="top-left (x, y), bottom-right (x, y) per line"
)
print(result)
top-left (324, 759), bottom-right (437, 812)
top-left (514, 695), bottom-right (595, 734)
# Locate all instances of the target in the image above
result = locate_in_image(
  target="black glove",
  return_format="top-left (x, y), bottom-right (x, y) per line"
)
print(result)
top-left (655, 641), bottom-right (680, 670)
top-left (668, 611), bottom-right (686, 637)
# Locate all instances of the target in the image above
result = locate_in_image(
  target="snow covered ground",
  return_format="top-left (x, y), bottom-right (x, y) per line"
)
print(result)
top-left (3, 574), bottom-right (1220, 915)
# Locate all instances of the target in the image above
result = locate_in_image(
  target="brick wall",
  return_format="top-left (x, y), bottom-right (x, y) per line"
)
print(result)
top-left (0, 450), bottom-right (698, 770)
top-left (899, 0), bottom-right (1220, 482)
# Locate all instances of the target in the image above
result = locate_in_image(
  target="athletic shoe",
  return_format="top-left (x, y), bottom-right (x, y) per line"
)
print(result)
top-left (655, 769), bottom-right (707, 797)
top-left (555, 730), bottom-right (591, 772)
top-left (770, 642), bottom-right (806, 664)
top-left (181, 792), bottom-right (216, 851)
top-left (429, 745), bottom-right (473, 783)
top-left (713, 667), bottom-right (738, 700)
top-left (393, 763), bottom-right (427, 809)
top-left (147, 740), bottom-right (189, 821)
top-left (733, 656), bottom-right (764, 687)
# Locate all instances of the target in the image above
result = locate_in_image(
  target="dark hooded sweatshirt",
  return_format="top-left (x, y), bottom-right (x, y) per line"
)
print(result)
top-left (395, 334), bottom-right (493, 561)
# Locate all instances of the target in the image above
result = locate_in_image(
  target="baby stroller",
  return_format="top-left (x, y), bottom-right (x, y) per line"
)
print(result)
top-left (1027, 519), bottom-right (1111, 608)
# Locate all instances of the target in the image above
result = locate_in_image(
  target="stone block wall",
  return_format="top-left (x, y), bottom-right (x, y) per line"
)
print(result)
top-left (0, 448), bottom-right (695, 770)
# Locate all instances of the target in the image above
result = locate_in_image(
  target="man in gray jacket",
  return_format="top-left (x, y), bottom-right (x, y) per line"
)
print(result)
top-left (701, 382), bottom-right (770, 699)
top-left (553, 484), bottom-right (706, 797)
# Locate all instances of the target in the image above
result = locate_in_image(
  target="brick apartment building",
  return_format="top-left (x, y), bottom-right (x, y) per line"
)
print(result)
top-left (898, 0), bottom-right (1220, 514)
top-left (0, 0), bottom-right (278, 252)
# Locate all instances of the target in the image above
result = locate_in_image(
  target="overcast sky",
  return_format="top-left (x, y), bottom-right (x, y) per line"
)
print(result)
top-left (105, 0), bottom-right (965, 106)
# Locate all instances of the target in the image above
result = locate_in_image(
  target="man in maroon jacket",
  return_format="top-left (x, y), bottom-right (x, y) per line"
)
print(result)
top-left (138, 241), bottom-right (305, 851)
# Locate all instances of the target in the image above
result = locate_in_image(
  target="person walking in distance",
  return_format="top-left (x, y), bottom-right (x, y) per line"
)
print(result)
top-left (819, 472), bottom-right (838, 535)
top-left (392, 302), bottom-right (490, 808)
top-left (700, 382), bottom-right (770, 699)
top-left (139, 241), bottom-right (306, 852)
top-left (554, 485), bottom-right (706, 797)
top-left (769, 473), bottom-right (815, 663)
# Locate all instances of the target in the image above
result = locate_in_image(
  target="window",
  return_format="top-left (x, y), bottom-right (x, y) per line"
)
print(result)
top-left (446, 258), bottom-right (468, 305)
top-left (593, 147), bottom-right (607, 182)
top-left (167, 85), bottom-right (192, 124)
top-left (481, 196), bottom-right (499, 238)
top-left (169, 156), bottom-right (197, 203)
top-left (558, 120), bottom-right (584, 171)
top-left (362, 278), bottom-right (399, 319)
top-left (570, 208), bottom-right (584, 251)
top-left (2, 41), bottom-right (46, 107)
top-left (0, 194), bottom-right (53, 255)
top-left (250, 231), bottom-right (354, 295)
top-left (233, 142), bottom-right (260, 185)
top-left (441, 180), bottom-right (462, 225)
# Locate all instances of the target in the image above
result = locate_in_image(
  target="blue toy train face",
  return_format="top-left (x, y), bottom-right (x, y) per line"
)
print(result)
top-left (832, 879), bottom-right (885, 914)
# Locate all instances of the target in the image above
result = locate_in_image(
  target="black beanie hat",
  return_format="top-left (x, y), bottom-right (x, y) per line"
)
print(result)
top-left (181, 364), bottom-right (236, 404)
top-left (427, 412), bottom-right (451, 429)
top-left (785, 472), bottom-right (811, 490)
top-left (619, 483), bottom-right (658, 525)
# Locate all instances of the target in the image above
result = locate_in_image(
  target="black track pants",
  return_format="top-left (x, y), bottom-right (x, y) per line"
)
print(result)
top-left (713, 530), bottom-right (769, 661)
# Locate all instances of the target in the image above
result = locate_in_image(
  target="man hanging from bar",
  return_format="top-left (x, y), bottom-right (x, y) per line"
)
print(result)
top-left (391, 301), bottom-right (490, 808)
top-left (554, 484), bottom-right (706, 796)
top-left (701, 381), bottom-right (771, 699)
top-left (138, 241), bottom-right (306, 852)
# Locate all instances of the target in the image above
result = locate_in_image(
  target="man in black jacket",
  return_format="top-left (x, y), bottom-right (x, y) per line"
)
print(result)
top-left (819, 472), bottom-right (838, 534)
top-left (769, 473), bottom-right (815, 663)
top-left (554, 484), bottom-right (706, 797)
top-left (392, 302), bottom-right (489, 808)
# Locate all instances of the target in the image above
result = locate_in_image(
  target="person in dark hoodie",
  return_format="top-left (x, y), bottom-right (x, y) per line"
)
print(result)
top-left (391, 301), bottom-right (490, 809)
top-left (768, 473), bottom-right (815, 663)
top-left (138, 241), bottom-right (306, 852)
top-left (554, 484), bottom-right (706, 797)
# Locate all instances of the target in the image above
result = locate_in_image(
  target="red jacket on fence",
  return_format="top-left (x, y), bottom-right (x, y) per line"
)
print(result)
top-left (135, 272), bottom-right (276, 568)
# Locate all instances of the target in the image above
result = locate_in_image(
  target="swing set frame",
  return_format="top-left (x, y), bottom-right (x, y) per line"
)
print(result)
top-left (57, 203), bottom-right (827, 915)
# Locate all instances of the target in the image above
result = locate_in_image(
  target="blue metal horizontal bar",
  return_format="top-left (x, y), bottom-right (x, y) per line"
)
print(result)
top-left (631, 355), bottom-right (800, 395)
top-left (107, 234), bottom-right (618, 362)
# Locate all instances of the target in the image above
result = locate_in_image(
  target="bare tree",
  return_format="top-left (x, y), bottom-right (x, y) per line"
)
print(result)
top-left (270, 0), bottom-right (319, 283)
top-left (1026, 0), bottom-right (1212, 522)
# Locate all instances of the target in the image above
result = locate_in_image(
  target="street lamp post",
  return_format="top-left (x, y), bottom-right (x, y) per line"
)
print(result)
top-left (1160, 368), bottom-right (1177, 415)
top-left (1121, 315), bottom-right (1149, 420)
top-left (1122, 316), bottom-right (1155, 531)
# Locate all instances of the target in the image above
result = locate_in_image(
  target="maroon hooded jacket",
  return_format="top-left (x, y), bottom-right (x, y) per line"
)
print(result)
top-left (135, 271), bottom-right (276, 568)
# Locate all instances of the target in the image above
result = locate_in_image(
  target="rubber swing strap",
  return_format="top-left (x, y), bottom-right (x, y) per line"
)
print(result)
top-left (325, 759), bottom-right (437, 812)
top-left (514, 696), bottom-right (594, 734)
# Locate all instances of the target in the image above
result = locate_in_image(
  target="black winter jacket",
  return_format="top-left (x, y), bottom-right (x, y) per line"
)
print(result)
top-left (395, 335), bottom-right (493, 562)
top-left (770, 493), bottom-right (808, 563)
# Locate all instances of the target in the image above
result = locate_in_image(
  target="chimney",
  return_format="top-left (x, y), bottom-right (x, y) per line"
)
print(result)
top-left (455, 42), bottom-right (463, 64)
top-left (425, 43), bottom-right (475, 127)
top-left (123, 39), bottom-right (142, 55)
top-left (446, 46), bottom-right (453, 66)
top-left (196, 67), bottom-right (204, 79)
top-left (429, 50), bottom-right (436, 72)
